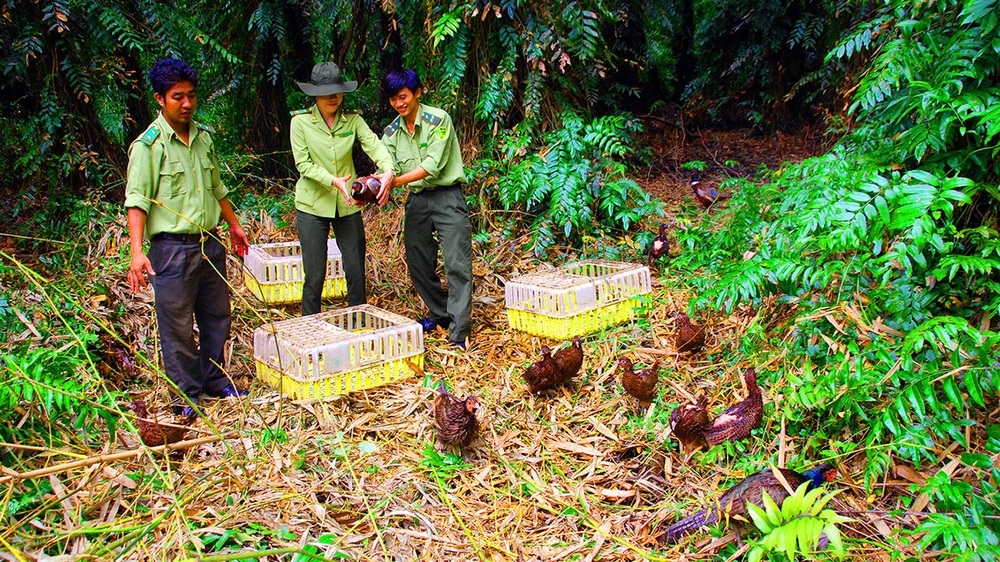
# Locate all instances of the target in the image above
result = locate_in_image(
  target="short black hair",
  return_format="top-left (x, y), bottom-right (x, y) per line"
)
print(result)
top-left (384, 69), bottom-right (422, 97)
top-left (149, 59), bottom-right (197, 96)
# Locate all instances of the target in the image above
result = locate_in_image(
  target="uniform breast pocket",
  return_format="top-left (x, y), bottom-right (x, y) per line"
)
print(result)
top-left (158, 162), bottom-right (186, 199)
top-left (200, 157), bottom-right (216, 190)
top-left (396, 155), bottom-right (418, 171)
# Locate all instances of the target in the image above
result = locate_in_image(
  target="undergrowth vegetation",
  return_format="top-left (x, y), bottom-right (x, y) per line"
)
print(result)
top-left (671, 0), bottom-right (1000, 557)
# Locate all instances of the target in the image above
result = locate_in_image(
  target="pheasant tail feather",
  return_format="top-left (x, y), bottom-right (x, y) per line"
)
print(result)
top-left (659, 508), bottom-right (718, 544)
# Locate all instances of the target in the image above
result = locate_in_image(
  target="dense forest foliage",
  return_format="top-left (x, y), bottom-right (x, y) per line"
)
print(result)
top-left (1, 0), bottom-right (999, 559)
top-left (0, 0), bottom-right (855, 249)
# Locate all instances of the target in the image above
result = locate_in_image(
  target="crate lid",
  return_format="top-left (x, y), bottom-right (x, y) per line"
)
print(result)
top-left (504, 260), bottom-right (650, 315)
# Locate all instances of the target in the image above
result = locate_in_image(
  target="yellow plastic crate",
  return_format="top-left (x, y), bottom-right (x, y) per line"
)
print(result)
top-left (244, 239), bottom-right (345, 305)
top-left (244, 275), bottom-right (346, 304)
top-left (253, 305), bottom-right (423, 400)
top-left (505, 260), bottom-right (651, 338)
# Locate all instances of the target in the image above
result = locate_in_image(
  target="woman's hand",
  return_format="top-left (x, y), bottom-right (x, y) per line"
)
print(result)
top-left (333, 174), bottom-right (354, 205)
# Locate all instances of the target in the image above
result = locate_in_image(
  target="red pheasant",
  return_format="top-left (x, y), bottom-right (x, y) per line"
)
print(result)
top-left (551, 336), bottom-right (584, 386)
top-left (690, 174), bottom-right (730, 208)
top-left (522, 346), bottom-right (562, 394)
top-left (434, 381), bottom-right (479, 448)
top-left (669, 368), bottom-right (765, 455)
top-left (351, 176), bottom-right (381, 204)
top-left (674, 313), bottom-right (706, 353)
top-left (703, 368), bottom-right (764, 446)
top-left (128, 398), bottom-right (197, 448)
top-left (669, 395), bottom-right (711, 455)
top-left (619, 357), bottom-right (661, 414)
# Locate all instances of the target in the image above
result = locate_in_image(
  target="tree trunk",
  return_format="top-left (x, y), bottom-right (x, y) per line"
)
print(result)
top-left (245, 20), bottom-right (291, 182)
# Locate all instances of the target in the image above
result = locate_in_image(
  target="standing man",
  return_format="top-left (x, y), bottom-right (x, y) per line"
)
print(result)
top-left (124, 58), bottom-right (250, 414)
top-left (382, 69), bottom-right (472, 349)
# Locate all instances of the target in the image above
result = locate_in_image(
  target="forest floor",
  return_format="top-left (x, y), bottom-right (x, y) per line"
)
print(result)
top-left (3, 124), bottom-right (911, 561)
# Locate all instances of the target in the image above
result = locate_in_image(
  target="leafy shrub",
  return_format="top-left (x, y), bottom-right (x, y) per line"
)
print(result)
top-left (475, 111), bottom-right (662, 254)
top-left (746, 481), bottom-right (852, 561)
top-left (668, 0), bottom-right (1000, 555)
top-left (0, 342), bottom-right (121, 445)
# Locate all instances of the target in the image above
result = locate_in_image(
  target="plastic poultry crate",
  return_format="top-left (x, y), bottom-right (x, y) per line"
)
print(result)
top-left (253, 305), bottom-right (424, 400)
top-left (243, 239), bottom-right (346, 305)
top-left (505, 260), bottom-right (652, 338)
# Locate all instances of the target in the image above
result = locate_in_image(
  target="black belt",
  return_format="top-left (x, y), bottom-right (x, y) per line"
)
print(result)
top-left (413, 184), bottom-right (461, 194)
top-left (153, 229), bottom-right (219, 243)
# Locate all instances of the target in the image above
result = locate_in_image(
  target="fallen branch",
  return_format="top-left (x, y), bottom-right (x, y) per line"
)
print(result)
top-left (0, 434), bottom-right (230, 484)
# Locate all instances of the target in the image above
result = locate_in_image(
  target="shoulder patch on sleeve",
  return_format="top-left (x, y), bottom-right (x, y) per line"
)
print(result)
top-left (139, 125), bottom-right (160, 146)
top-left (421, 112), bottom-right (442, 127)
top-left (289, 108), bottom-right (311, 117)
top-left (197, 122), bottom-right (216, 134)
top-left (383, 118), bottom-right (401, 137)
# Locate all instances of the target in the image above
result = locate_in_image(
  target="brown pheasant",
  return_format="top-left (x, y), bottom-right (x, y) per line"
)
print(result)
top-left (618, 357), bottom-right (661, 413)
top-left (669, 367), bottom-right (765, 455)
top-left (129, 398), bottom-right (197, 447)
top-left (669, 395), bottom-right (711, 454)
top-left (434, 381), bottom-right (479, 448)
top-left (551, 336), bottom-right (584, 386)
top-left (522, 346), bottom-right (562, 394)
top-left (703, 367), bottom-right (764, 446)
top-left (674, 313), bottom-right (706, 353)
top-left (647, 223), bottom-right (670, 264)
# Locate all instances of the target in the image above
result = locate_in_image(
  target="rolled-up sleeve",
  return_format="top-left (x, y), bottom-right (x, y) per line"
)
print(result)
top-left (291, 117), bottom-right (336, 189)
top-left (209, 144), bottom-right (229, 200)
top-left (124, 142), bottom-right (153, 213)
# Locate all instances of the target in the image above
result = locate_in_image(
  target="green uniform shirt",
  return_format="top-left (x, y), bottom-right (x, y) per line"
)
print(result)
top-left (124, 113), bottom-right (229, 238)
top-left (381, 103), bottom-right (467, 193)
top-left (290, 105), bottom-right (394, 217)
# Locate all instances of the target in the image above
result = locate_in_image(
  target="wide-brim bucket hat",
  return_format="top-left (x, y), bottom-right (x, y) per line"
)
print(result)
top-left (297, 62), bottom-right (358, 96)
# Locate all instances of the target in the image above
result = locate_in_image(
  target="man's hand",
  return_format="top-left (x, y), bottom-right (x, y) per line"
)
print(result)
top-left (375, 170), bottom-right (395, 206)
top-left (128, 252), bottom-right (155, 292)
top-left (230, 225), bottom-right (249, 257)
top-left (333, 174), bottom-right (354, 205)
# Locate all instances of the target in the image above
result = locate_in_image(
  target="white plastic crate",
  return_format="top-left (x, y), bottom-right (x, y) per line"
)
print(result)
top-left (243, 239), bottom-right (346, 304)
top-left (504, 260), bottom-right (651, 338)
top-left (253, 305), bottom-right (424, 400)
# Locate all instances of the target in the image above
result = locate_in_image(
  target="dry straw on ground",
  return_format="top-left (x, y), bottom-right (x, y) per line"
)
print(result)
top-left (0, 198), bottom-right (928, 561)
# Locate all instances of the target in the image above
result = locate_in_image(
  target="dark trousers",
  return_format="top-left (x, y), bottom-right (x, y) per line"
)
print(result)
top-left (404, 186), bottom-right (473, 342)
top-left (297, 209), bottom-right (366, 314)
top-left (148, 236), bottom-right (232, 402)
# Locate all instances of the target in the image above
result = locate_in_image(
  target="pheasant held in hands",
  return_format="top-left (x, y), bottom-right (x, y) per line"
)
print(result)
top-left (350, 176), bottom-right (381, 204)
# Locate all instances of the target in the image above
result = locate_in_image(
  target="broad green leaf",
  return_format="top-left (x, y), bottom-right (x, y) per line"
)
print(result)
top-left (746, 502), bottom-right (773, 533)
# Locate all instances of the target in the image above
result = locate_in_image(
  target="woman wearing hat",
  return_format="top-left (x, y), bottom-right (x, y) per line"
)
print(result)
top-left (291, 62), bottom-right (395, 313)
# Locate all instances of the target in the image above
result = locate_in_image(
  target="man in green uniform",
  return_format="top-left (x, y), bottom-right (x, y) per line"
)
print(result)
top-left (124, 59), bottom-right (250, 414)
top-left (291, 62), bottom-right (395, 312)
top-left (382, 69), bottom-right (472, 348)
